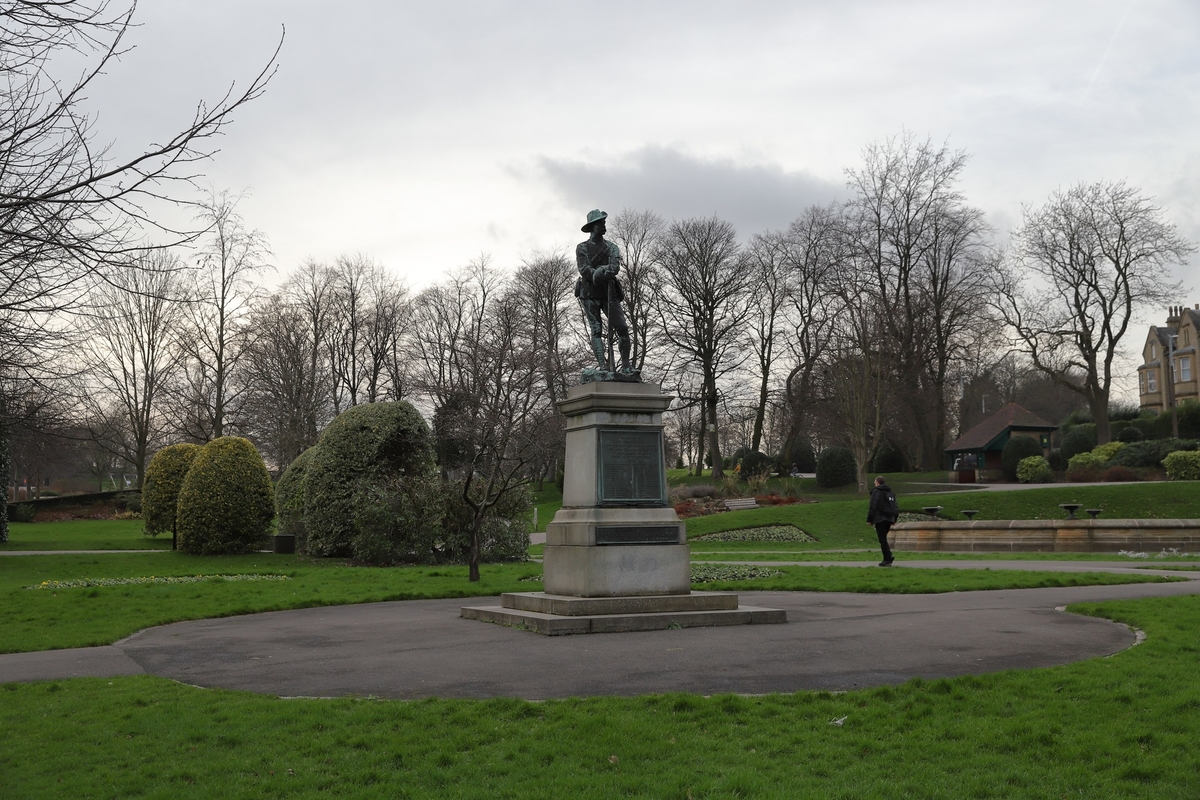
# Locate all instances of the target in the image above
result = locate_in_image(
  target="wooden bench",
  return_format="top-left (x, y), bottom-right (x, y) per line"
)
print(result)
top-left (724, 497), bottom-right (759, 511)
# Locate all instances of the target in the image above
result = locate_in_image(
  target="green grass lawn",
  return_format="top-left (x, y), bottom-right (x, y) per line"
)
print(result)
top-left (0, 553), bottom-right (543, 654)
top-left (0, 519), bottom-right (172, 551)
top-left (2, 593), bottom-right (1198, 798)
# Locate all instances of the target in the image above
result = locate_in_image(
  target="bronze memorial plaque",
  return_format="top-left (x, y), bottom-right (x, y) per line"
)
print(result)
top-left (597, 428), bottom-right (665, 505)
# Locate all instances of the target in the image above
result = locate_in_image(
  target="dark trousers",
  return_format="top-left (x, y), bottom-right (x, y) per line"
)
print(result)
top-left (874, 521), bottom-right (894, 563)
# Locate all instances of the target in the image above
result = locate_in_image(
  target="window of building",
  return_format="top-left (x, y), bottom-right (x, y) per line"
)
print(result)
top-left (1182, 357), bottom-right (1193, 382)
top-left (1148, 370), bottom-right (1158, 392)
top-left (1152, 343), bottom-right (1158, 359)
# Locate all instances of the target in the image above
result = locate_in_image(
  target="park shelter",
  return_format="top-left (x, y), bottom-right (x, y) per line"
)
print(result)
top-left (945, 403), bottom-right (1057, 481)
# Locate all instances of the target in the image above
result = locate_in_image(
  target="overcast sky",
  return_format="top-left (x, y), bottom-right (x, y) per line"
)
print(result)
top-left (89, 0), bottom-right (1200, 312)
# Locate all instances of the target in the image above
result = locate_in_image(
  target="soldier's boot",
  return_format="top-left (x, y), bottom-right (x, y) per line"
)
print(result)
top-left (618, 338), bottom-right (632, 373)
top-left (590, 336), bottom-right (608, 369)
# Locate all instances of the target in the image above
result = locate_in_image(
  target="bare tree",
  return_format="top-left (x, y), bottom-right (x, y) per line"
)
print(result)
top-left (996, 181), bottom-right (1192, 443)
top-left (81, 250), bottom-right (184, 486)
top-left (653, 217), bottom-right (752, 479)
top-left (609, 209), bottom-right (665, 372)
top-left (779, 205), bottom-right (843, 460)
top-left (745, 230), bottom-right (791, 454)
top-left (173, 191), bottom-right (271, 441)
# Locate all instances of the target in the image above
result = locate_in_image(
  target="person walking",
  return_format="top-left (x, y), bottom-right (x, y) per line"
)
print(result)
top-left (866, 475), bottom-right (898, 567)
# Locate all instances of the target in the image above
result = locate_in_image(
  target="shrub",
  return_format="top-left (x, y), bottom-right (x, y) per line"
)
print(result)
top-left (1164, 450), bottom-right (1200, 481)
top-left (1116, 426), bottom-right (1144, 443)
top-left (1016, 455), bottom-right (1053, 484)
top-left (1059, 428), bottom-right (1096, 461)
top-left (439, 480), bottom-right (531, 563)
top-left (302, 401), bottom-right (435, 557)
top-left (1091, 441), bottom-right (1125, 463)
top-left (1001, 436), bottom-right (1044, 481)
top-left (8, 503), bottom-right (35, 523)
top-left (816, 447), bottom-right (857, 488)
top-left (739, 450), bottom-right (773, 480)
top-left (1100, 465), bottom-right (1139, 482)
top-left (275, 447), bottom-right (316, 548)
top-left (1068, 452), bottom-right (1103, 471)
top-left (176, 437), bottom-right (275, 555)
top-left (1179, 401), bottom-right (1200, 439)
top-left (781, 437), bottom-right (817, 473)
top-left (142, 443), bottom-right (202, 538)
top-left (115, 491), bottom-right (142, 514)
top-left (1047, 449), bottom-right (1066, 472)
top-left (1111, 438), bottom-right (1198, 469)
top-left (871, 439), bottom-right (905, 473)
top-left (351, 473), bottom-right (448, 565)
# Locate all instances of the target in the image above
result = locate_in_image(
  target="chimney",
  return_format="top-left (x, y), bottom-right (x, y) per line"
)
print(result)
top-left (1167, 306), bottom-right (1181, 324)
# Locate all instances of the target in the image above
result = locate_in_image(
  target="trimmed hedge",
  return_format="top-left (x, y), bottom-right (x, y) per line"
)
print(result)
top-left (1059, 428), bottom-right (1095, 461)
top-left (1164, 450), bottom-right (1200, 481)
top-left (1111, 438), bottom-right (1198, 469)
top-left (1017, 455), bottom-right (1053, 484)
top-left (302, 401), bottom-right (435, 557)
top-left (1001, 436), bottom-right (1043, 481)
top-left (275, 446), bottom-right (316, 548)
top-left (142, 443), bottom-right (201, 538)
top-left (176, 437), bottom-right (275, 555)
top-left (816, 447), bottom-right (857, 488)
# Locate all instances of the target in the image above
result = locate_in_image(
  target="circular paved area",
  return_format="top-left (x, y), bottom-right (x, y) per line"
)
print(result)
top-left (2, 570), bottom-right (1197, 699)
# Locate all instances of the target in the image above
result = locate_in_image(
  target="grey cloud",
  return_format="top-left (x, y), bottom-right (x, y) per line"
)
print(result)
top-left (538, 147), bottom-right (844, 238)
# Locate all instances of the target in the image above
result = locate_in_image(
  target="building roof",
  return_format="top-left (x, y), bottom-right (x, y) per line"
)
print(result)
top-left (945, 403), bottom-right (1057, 453)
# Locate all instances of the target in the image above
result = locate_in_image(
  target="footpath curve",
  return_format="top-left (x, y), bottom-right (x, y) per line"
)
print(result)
top-left (1, 564), bottom-right (1198, 700)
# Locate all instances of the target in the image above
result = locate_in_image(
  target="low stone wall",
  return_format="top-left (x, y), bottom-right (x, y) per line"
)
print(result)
top-left (891, 519), bottom-right (1200, 553)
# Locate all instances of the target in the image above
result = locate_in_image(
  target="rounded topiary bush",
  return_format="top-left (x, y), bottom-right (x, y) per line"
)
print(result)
top-left (176, 437), bottom-right (275, 555)
top-left (302, 401), bottom-right (435, 557)
top-left (275, 446), bottom-right (316, 548)
top-left (781, 437), bottom-right (816, 473)
top-left (142, 443), bottom-right (202, 538)
top-left (1116, 425), bottom-right (1144, 443)
top-left (1001, 436), bottom-right (1044, 481)
top-left (1164, 450), bottom-right (1200, 481)
top-left (871, 440), bottom-right (906, 473)
top-left (1059, 428), bottom-right (1096, 462)
top-left (816, 447), bottom-right (857, 488)
top-left (1017, 455), bottom-right (1053, 484)
top-left (739, 450), bottom-right (773, 480)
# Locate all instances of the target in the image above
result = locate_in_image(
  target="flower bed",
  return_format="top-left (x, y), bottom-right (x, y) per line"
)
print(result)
top-left (690, 564), bottom-right (783, 583)
top-left (693, 525), bottom-right (816, 543)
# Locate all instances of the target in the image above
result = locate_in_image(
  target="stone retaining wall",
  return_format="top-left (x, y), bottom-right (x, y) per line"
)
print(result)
top-left (891, 519), bottom-right (1200, 553)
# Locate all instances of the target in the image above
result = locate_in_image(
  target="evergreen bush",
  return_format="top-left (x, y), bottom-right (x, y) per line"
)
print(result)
top-left (1047, 449), bottom-right (1067, 472)
top-left (275, 447), bottom-right (316, 548)
top-left (1067, 451), bottom-right (1103, 471)
top-left (302, 401), bottom-right (435, 557)
top-left (439, 480), bottom-right (531, 563)
top-left (739, 450), bottom-right (773, 480)
top-left (1016, 455), bottom-right (1053, 484)
top-left (1001, 436), bottom-right (1044, 481)
top-left (142, 443), bottom-right (202, 538)
top-left (351, 474), bottom-right (447, 565)
top-left (815, 447), bottom-right (857, 488)
top-left (871, 439), bottom-right (906, 473)
top-left (1110, 438), bottom-right (1198, 469)
top-left (1091, 441), bottom-right (1125, 464)
top-left (780, 437), bottom-right (816, 473)
top-left (176, 437), bottom-right (274, 555)
top-left (1164, 450), bottom-right (1200, 481)
top-left (1116, 425), bottom-right (1144, 443)
top-left (1059, 428), bottom-right (1096, 461)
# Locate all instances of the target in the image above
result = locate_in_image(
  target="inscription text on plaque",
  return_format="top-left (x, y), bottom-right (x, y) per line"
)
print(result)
top-left (597, 428), bottom-right (665, 505)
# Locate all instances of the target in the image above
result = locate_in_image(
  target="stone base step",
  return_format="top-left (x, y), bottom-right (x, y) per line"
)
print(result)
top-left (460, 604), bottom-right (787, 635)
top-left (500, 591), bottom-right (737, 616)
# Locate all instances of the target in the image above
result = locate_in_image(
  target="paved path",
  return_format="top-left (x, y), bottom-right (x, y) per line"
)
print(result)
top-left (2, 566), bottom-right (1197, 700)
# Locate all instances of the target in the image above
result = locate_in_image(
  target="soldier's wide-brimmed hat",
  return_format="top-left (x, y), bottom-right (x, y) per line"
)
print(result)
top-left (581, 209), bottom-right (608, 232)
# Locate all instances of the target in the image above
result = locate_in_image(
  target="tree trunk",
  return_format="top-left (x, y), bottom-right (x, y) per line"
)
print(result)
top-left (468, 513), bottom-right (483, 582)
top-left (707, 378), bottom-right (723, 479)
top-left (0, 417), bottom-right (9, 543)
top-left (695, 395), bottom-right (707, 477)
top-left (751, 368), bottom-right (769, 455)
top-left (1089, 391), bottom-right (1112, 445)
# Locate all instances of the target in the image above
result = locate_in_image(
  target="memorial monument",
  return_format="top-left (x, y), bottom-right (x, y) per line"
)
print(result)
top-left (461, 210), bottom-right (785, 633)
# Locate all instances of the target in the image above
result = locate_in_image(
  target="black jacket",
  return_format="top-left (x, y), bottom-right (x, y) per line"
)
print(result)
top-left (867, 483), bottom-right (898, 524)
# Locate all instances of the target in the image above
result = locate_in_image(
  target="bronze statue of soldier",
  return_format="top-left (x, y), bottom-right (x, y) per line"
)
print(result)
top-left (575, 209), bottom-right (640, 382)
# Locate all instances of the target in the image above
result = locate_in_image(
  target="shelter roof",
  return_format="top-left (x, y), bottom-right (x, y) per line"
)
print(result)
top-left (945, 403), bottom-right (1057, 453)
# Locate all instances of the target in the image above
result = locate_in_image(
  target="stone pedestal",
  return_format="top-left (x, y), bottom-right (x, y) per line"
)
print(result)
top-left (461, 381), bottom-right (785, 634)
